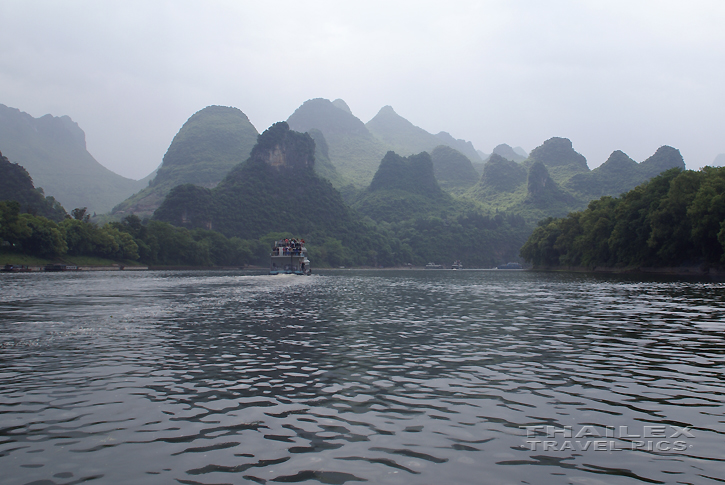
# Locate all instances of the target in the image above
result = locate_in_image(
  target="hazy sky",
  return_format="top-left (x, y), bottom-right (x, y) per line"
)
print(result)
top-left (1, 1), bottom-right (723, 179)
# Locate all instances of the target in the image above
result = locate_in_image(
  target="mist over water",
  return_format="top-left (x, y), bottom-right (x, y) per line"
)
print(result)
top-left (1, 270), bottom-right (724, 484)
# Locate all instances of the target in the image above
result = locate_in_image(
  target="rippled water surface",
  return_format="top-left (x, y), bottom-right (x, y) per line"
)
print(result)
top-left (1, 269), bottom-right (724, 484)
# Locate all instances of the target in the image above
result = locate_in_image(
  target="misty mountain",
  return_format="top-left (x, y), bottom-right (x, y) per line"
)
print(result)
top-left (475, 153), bottom-right (528, 196)
top-left (638, 146), bottom-right (687, 179)
top-left (306, 129), bottom-right (346, 188)
top-left (365, 106), bottom-right (441, 156)
top-left (0, 103), bottom-right (148, 213)
top-left (430, 145), bottom-right (480, 191)
top-left (287, 99), bottom-right (484, 187)
top-left (712, 154), bottom-right (725, 167)
top-left (433, 131), bottom-right (483, 164)
top-left (523, 137), bottom-right (589, 182)
top-left (0, 150), bottom-right (67, 221)
top-left (287, 98), bottom-right (388, 186)
top-left (525, 161), bottom-right (578, 212)
top-left (113, 105), bottom-right (259, 219)
top-left (365, 106), bottom-right (485, 169)
top-left (513, 146), bottom-right (528, 158)
top-left (491, 143), bottom-right (527, 163)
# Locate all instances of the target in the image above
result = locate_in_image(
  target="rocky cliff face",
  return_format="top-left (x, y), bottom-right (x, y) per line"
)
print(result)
top-left (247, 122), bottom-right (315, 172)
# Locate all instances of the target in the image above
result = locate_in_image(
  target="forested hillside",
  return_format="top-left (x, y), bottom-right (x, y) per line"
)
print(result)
top-left (521, 166), bottom-right (725, 270)
top-left (287, 98), bottom-right (484, 187)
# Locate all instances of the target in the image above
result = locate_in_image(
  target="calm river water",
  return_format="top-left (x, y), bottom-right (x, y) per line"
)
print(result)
top-left (1, 269), bottom-right (724, 484)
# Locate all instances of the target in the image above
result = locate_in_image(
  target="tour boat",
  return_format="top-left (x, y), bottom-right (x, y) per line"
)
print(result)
top-left (451, 260), bottom-right (463, 270)
top-left (270, 238), bottom-right (311, 275)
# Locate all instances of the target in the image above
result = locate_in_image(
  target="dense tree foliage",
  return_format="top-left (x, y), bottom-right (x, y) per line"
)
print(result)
top-left (520, 167), bottom-right (725, 269)
top-left (0, 202), bottom-right (256, 267)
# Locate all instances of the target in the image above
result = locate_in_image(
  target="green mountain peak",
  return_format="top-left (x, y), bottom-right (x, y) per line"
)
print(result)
top-left (113, 105), bottom-right (258, 218)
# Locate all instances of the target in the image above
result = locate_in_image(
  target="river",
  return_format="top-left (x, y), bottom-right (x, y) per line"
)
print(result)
top-left (1, 269), bottom-right (724, 484)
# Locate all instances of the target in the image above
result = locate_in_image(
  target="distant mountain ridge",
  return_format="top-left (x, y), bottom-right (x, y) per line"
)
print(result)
top-left (365, 105), bottom-right (483, 164)
top-left (288, 98), bottom-right (484, 187)
top-left (0, 103), bottom-right (148, 213)
top-left (468, 137), bottom-right (686, 223)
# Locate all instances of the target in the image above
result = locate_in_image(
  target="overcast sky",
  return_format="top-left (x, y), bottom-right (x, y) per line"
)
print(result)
top-left (1, 0), bottom-right (723, 179)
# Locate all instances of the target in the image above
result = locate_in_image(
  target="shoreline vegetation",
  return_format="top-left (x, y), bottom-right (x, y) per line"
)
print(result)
top-left (521, 167), bottom-right (725, 273)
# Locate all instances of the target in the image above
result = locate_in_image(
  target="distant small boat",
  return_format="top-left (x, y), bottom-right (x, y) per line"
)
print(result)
top-left (497, 262), bottom-right (522, 269)
top-left (425, 262), bottom-right (443, 269)
top-left (451, 260), bottom-right (463, 270)
top-left (1, 264), bottom-right (32, 273)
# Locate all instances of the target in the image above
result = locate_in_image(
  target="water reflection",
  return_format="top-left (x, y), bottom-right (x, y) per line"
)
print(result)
top-left (1, 270), bottom-right (724, 484)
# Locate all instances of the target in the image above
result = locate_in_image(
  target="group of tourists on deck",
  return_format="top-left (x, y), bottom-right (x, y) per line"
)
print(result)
top-left (273, 238), bottom-right (305, 256)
